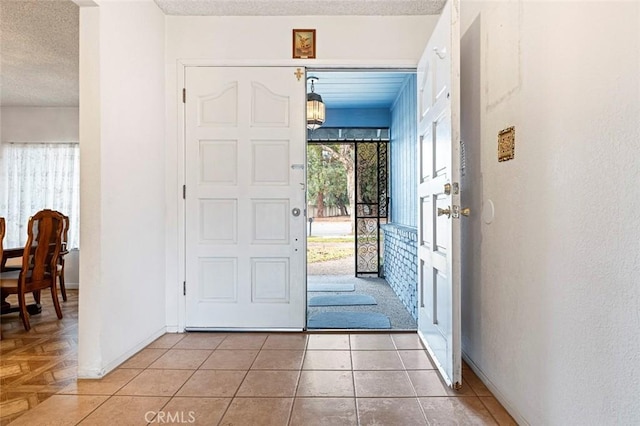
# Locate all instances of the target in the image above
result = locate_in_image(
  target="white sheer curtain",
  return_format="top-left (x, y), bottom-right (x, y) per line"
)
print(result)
top-left (0, 143), bottom-right (80, 249)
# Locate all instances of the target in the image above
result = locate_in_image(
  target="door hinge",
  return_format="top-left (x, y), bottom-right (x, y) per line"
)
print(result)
top-left (182, 185), bottom-right (186, 199)
top-left (183, 281), bottom-right (186, 296)
top-left (182, 88), bottom-right (186, 103)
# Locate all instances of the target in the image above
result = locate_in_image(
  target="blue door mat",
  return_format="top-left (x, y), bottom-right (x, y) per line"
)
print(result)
top-left (308, 294), bottom-right (377, 307)
top-left (308, 312), bottom-right (391, 329)
top-left (307, 283), bottom-right (355, 292)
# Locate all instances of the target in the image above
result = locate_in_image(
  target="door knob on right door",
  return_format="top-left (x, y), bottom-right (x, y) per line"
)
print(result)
top-left (451, 205), bottom-right (471, 218)
top-left (437, 207), bottom-right (451, 218)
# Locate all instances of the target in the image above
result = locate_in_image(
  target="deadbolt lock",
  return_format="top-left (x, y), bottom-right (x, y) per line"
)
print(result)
top-left (460, 208), bottom-right (471, 217)
top-left (443, 183), bottom-right (459, 195)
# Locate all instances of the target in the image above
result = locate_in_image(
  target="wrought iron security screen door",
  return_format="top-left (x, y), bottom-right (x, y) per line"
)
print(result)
top-left (355, 139), bottom-right (388, 276)
top-left (306, 129), bottom-right (389, 276)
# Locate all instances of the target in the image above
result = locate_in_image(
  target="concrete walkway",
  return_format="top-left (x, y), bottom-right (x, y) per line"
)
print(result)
top-left (307, 255), bottom-right (417, 330)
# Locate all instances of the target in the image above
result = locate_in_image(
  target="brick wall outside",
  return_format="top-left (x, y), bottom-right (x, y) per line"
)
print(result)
top-left (381, 223), bottom-right (418, 320)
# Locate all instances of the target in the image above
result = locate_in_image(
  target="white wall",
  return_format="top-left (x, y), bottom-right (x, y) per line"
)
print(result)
top-left (164, 15), bottom-right (439, 330)
top-left (78, 0), bottom-right (166, 377)
top-left (0, 107), bottom-right (79, 143)
top-left (460, 1), bottom-right (640, 424)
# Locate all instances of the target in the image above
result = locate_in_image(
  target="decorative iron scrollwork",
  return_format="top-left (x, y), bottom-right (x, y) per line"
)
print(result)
top-left (354, 140), bottom-right (389, 276)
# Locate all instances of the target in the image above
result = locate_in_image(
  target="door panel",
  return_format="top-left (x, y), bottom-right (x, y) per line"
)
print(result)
top-left (185, 67), bottom-right (306, 330)
top-left (417, 0), bottom-right (462, 388)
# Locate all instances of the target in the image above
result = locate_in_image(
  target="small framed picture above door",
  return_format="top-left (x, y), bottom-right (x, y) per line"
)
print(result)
top-left (292, 29), bottom-right (316, 59)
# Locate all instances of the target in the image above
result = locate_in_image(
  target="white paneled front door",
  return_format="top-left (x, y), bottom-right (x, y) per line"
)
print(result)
top-left (184, 67), bottom-right (306, 330)
top-left (416, 0), bottom-right (463, 388)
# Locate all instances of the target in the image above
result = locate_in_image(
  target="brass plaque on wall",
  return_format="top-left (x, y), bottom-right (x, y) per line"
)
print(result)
top-left (498, 126), bottom-right (515, 162)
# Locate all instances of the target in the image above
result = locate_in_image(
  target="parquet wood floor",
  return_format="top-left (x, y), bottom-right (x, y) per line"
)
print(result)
top-left (0, 290), bottom-right (78, 425)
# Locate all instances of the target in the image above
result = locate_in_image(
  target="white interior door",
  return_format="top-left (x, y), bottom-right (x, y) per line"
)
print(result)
top-left (185, 66), bottom-right (306, 330)
top-left (416, 0), bottom-right (462, 388)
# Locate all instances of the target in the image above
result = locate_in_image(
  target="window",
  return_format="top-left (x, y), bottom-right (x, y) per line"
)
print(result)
top-left (0, 143), bottom-right (80, 249)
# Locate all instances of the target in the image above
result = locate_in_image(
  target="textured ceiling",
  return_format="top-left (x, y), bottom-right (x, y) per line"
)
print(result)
top-left (0, 0), bottom-right (443, 108)
top-left (153, 0), bottom-right (446, 16)
top-left (0, 0), bottom-right (79, 107)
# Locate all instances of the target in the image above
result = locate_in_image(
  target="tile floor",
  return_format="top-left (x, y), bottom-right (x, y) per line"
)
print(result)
top-left (1, 291), bottom-right (516, 425)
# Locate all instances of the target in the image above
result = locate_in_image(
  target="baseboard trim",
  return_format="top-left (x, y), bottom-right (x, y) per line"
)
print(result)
top-left (462, 351), bottom-right (529, 425)
top-left (78, 326), bottom-right (168, 379)
top-left (64, 282), bottom-right (79, 289)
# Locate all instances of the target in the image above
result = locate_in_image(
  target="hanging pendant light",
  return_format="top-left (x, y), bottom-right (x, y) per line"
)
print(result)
top-left (307, 76), bottom-right (325, 130)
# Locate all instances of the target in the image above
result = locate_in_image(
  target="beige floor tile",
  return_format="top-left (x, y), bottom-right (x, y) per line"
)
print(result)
top-left (353, 370), bottom-right (415, 397)
top-left (302, 350), bottom-right (351, 370)
top-left (262, 334), bottom-right (308, 350)
top-left (419, 396), bottom-right (498, 425)
top-left (296, 370), bottom-right (354, 397)
top-left (480, 396), bottom-right (518, 425)
top-left (58, 368), bottom-right (142, 395)
top-left (409, 370), bottom-right (476, 397)
top-left (307, 334), bottom-right (350, 350)
top-left (116, 369), bottom-right (193, 397)
top-left (465, 368), bottom-right (493, 396)
top-left (176, 370), bottom-right (246, 397)
top-left (351, 350), bottom-right (404, 370)
top-left (357, 397), bottom-right (427, 426)
top-left (147, 333), bottom-right (185, 349)
top-left (159, 397), bottom-right (231, 426)
top-left (251, 350), bottom-right (305, 370)
top-left (199, 349), bottom-right (258, 370)
top-left (219, 397), bottom-right (293, 426)
top-left (119, 348), bottom-right (168, 369)
top-left (391, 333), bottom-right (425, 350)
top-left (78, 395), bottom-right (169, 425)
top-left (349, 334), bottom-right (395, 350)
top-left (216, 333), bottom-right (267, 350)
top-left (408, 370), bottom-right (452, 396)
top-left (148, 349), bottom-right (212, 370)
top-left (398, 349), bottom-right (436, 370)
top-left (235, 370), bottom-right (300, 397)
top-left (2, 290), bottom-right (517, 426)
top-left (172, 333), bottom-right (227, 350)
top-left (290, 397), bottom-right (357, 426)
top-left (6, 394), bottom-right (109, 426)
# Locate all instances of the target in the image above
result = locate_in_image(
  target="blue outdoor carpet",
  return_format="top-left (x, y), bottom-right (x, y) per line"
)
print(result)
top-left (307, 312), bottom-right (391, 329)
top-left (308, 294), bottom-right (377, 307)
top-left (307, 282), bottom-right (355, 292)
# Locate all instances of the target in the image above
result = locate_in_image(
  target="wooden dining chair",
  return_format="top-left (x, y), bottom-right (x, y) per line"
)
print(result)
top-left (3, 212), bottom-right (70, 302)
top-left (0, 217), bottom-right (5, 262)
top-left (0, 210), bottom-right (65, 331)
top-left (0, 217), bottom-right (5, 339)
top-left (55, 214), bottom-right (70, 302)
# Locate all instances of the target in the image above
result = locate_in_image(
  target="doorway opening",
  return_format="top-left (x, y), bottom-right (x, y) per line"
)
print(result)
top-left (304, 69), bottom-right (418, 331)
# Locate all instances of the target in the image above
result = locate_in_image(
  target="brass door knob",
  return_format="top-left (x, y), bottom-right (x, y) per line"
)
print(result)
top-left (437, 207), bottom-right (451, 218)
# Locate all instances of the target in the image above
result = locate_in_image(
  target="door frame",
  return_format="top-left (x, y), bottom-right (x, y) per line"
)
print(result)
top-left (175, 60), bottom-right (420, 332)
